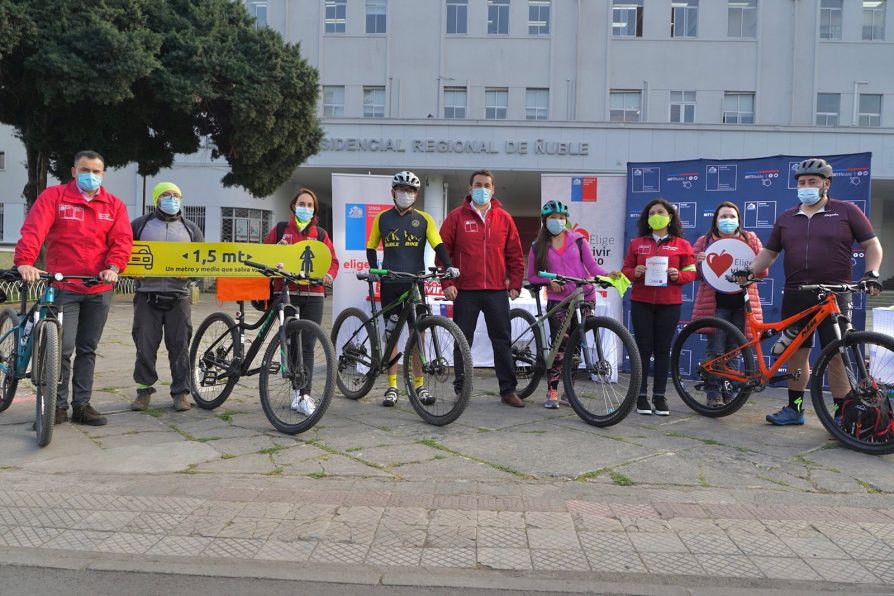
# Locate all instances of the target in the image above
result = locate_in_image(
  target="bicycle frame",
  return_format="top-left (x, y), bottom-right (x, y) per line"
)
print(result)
top-left (0, 280), bottom-right (64, 379)
top-left (702, 285), bottom-right (846, 386)
top-left (525, 284), bottom-right (592, 372)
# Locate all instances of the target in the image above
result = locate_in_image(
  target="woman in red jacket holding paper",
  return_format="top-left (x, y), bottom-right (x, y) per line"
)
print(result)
top-left (622, 198), bottom-right (696, 416)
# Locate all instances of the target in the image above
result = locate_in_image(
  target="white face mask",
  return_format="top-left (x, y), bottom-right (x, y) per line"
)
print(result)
top-left (394, 191), bottom-right (415, 209)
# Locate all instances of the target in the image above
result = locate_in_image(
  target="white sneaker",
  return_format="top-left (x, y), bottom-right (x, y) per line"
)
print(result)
top-left (293, 394), bottom-right (316, 416)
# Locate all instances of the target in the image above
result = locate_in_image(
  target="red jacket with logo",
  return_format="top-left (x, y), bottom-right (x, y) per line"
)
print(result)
top-left (621, 235), bottom-right (697, 305)
top-left (438, 197), bottom-right (524, 292)
top-left (14, 181), bottom-right (133, 294)
top-left (262, 217), bottom-right (339, 296)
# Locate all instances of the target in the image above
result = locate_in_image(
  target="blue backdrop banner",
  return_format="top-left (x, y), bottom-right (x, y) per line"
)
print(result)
top-left (625, 152), bottom-right (873, 378)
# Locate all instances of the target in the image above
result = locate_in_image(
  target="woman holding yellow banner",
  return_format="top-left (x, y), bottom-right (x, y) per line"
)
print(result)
top-left (264, 188), bottom-right (339, 415)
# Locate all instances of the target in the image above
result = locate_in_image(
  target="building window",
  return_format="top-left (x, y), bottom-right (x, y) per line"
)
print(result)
top-left (728, 0), bottom-right (756, 38)
top-left (485, 88), bottom-right (508, 120)
top-left (820, 0), bottom-right (842, 40)
top-left (863, 0), bottom-right (886, 40)
top-left (325, 0), bottom-right (346, 33)
top-left (722, 92), bottom-right (754, 124)
top-left (859, 93), bottom-right (882, 127)
top-left (444, 87), bottom-right (467, 119)
top-left (446, 0), bottom-right (468, 34)
top-left (366, 0), bottom-right (386, 34)
top-left (815, 93), bottom-right (840, 126)
top-left (0, 151), bottom-right (5, 171)
top-left (610, 90), bottom-right (642, 122)
top-left (669, 90), bottom-right (696, 123)
top-left (248, 1), bottom-right (267, 27)
top-left (528, 1), bottom-right (550, 35)
top-left (671, 0), bottom-right (698, 38)
top-left (322, 86), bottom-right (345, 117)
top-left (183, 206), bottom-right (207, 237)
top-left (363, 87), bottom-right (386, 118)
top-left (0, 203), bottom-right (4, 241)
top-left (613, 1), bottom-right (643, 37)
top-left (526, 88), bottom-right (549, 120)
top-left (221, 207), bottom-right (271, 243)
top-left (488, 0), bottom-right (510, 35)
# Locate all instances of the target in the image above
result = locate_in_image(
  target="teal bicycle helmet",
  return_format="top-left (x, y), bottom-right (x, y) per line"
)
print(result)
top-left (541, 200), bottom-right (569, 218)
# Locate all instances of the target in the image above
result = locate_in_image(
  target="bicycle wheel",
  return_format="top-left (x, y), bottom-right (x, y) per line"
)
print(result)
top-left (260, 318), bottom-right (335, 435)
top-left (670, 317), bottom-right (755, 418)
top-left (562, 316), bottom-right (641, 427)
top-left (332, 307), bottom-right (377, 400)
top-left (189, 312), bottom-right (240, 409)
top-left (404, 315), bottom-right (473, 426)
top-left (0, 308), bottom-right (20, 413)
top-left (509, 308), bottom-right (543, 399)
top-left (32, 320), bottom-right (59, 447)
top-left (811, 331), bottom-right (894, 455)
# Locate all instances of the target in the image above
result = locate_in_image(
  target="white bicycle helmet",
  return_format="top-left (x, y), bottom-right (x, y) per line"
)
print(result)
top-left (392, 170), bottom-right (421, 189)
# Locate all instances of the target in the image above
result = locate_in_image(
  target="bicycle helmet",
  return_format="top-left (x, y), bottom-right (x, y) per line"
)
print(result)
top-left (794, 158), bottom-right (833, 179)
top-left (392, 170), bottom-right (421, 189)
top-left (540, 200), bottom-right (569, 218)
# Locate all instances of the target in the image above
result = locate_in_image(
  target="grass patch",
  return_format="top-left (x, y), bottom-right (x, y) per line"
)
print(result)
top-left (221, 453), bottom-right (237, 459)
top-left (196, 437), bottom-right (221, 443)
top-left (216, 410), bottom-right (235, 423)
top-left (143, 408), bottom-right (163, 418)
top-left (267, 467), bottom-right (284, 476)
top-left (305, 439), bottom-right (398, 477)
top-left (855, 479), bottom-right (883, 494)
top-left (667, 431), bottom-right (725, 447)
top-left (99, 386), bottom-right (121, 394)
top-left (697, 463), bottom-right (709, 488)
top-left (345, 447), bottom-right (363, 453)
top-left (575, 468), bottom-right (610, 481)
top-left (821, 442), bottom-right (841, 450)
top-left (416, 439), bottom-right (532, 479)
top-left (258, 445), bottom-right (288, 455)
top-left (756, 474), bottom-right (790, 488)
top-left (176, 464), bottom-right (199, 475)
top-left (308, 471), bottom-right (328, 479)
top-left (609, 470), bottom-right (635, 486)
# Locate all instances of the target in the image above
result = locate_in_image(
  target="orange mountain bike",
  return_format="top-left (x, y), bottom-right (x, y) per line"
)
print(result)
top-left (670, 278), bottom-right (894, 454)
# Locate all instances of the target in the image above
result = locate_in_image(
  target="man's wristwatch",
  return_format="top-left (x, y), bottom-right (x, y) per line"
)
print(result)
top-left (864, 270), bottom-right (880, 279)
top-left (107, 265), bottom-right (120, 274)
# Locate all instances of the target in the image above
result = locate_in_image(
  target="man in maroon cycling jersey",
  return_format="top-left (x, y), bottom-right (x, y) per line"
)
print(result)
top-left (745, 158), bottom-right (883, 426)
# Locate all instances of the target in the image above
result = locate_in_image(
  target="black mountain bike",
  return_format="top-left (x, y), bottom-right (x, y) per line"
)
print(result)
top-left (331, 267), bottom-right (473, 426)
top-left (189, 261), bottom-right (335, 435)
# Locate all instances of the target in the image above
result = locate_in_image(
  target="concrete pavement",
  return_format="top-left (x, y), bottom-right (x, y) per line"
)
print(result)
top-left (0, 295), bottom-right (892, 593)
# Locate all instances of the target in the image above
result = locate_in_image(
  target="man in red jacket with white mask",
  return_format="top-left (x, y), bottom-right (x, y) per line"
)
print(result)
top-left (439, 170), bottom-right (525, 407)
top-left (15, 150), bottom-right (133, 426)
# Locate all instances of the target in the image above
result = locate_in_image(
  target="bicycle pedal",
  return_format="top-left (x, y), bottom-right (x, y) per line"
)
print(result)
top-left (769, 370), bottom-right (800, 384)
top-left (386, 352), bottom-right (403, 368)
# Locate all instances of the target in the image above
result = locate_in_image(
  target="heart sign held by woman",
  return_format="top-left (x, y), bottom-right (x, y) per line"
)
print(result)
top-left (699, 238), bottom-right (757, 294)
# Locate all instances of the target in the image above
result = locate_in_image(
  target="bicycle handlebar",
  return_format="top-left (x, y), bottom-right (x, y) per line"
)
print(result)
top-left (241, 260), bottom-right (324, 286)
top-left (537, 271), bottom-right (613, 290)
top-left (799, 282), bottom-right (865, 294)
top-left (356, 267), bottom-right (455, 283)
top-left (0, 269), bottom-right (102, 286)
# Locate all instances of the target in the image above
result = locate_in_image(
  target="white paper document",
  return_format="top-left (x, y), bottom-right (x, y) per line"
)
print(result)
top-left (644, 256), bottom-right (669, 287)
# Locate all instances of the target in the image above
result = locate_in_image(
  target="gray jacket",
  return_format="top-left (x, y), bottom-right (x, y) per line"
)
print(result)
top-left (131, 211), bottom-right (205, 296)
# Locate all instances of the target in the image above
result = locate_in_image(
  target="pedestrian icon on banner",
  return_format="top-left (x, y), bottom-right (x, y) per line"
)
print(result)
top-left (301, 245), bottom-right (315, 275)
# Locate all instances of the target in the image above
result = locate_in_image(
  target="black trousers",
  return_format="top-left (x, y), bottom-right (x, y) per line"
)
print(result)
top-left (132, 294), bottom-right (193, 396)
top-left (289, 294), bottom-right (324, 394)
top-left (57, 290), bottom-right (113, 407)
top-left (630, 301), bottom-right (681, 396)
top-left (452, 289), bottom-right (516, 396)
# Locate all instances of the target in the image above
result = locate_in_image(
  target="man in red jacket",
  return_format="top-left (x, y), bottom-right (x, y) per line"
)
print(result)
top-left (439, 170), bottom-right (525, 407)
top-left (15, 150), bottom-right (134, 426)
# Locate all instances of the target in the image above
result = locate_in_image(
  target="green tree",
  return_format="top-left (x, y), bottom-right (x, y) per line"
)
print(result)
top-left (0, 0), bottom-right (322, 207)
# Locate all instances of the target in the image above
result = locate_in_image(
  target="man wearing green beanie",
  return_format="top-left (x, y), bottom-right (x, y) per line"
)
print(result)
top-left (129, 182), bottom-right (204, 412)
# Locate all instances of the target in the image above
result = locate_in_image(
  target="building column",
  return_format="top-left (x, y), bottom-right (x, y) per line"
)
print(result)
top-left (422, 174), bottom-right (446, 268)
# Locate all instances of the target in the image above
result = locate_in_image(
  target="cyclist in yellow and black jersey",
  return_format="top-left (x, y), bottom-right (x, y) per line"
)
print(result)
top-left (366, 170), bottom-right (459, 407)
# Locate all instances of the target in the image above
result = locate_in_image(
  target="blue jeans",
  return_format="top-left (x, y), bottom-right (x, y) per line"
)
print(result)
top-left (705, 307), bottom-right (745, 395)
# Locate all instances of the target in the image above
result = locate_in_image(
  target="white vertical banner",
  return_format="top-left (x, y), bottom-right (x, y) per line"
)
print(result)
top-left (331, 173), bottom-right (393, 325)
top-left (539, 175), bottom-right (627, 324)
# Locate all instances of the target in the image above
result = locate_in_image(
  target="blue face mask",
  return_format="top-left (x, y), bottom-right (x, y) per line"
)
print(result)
top-left (295, 206), bottom-right (313, 222)
top-left (76, 172), bottom-right (102, 193)
top-left (717, 219), bottom-right (739, 234)
top-left (797, 187), bottom-right (822, 206)
top-left (545, 218), bottom-right (566, 236)
top-left (158, 196), bottom-right (181, 215)
top-left (471, 187), bottom-right (492, 205)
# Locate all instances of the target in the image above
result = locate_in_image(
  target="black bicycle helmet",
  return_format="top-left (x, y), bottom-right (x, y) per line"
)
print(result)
top-left (541, 200), bottom-right (569, 218)
top-left (794, 158), bottom-right (833, 179)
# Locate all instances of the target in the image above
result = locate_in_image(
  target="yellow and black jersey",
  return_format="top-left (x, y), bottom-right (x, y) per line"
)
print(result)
top-left (367, 208), bottom-right (443, 276)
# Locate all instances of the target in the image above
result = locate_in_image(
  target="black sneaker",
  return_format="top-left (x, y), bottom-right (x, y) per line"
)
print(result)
top-left (71, 403), bottom-right (108, 426)
top-left (636, 395), bottom-right (652, 415)
top-left (653, 395), bottom-right (670, 416)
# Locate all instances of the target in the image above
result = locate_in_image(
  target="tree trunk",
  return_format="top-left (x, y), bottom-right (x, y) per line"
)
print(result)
top-left (22, 144), bottom-right (48, 211)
